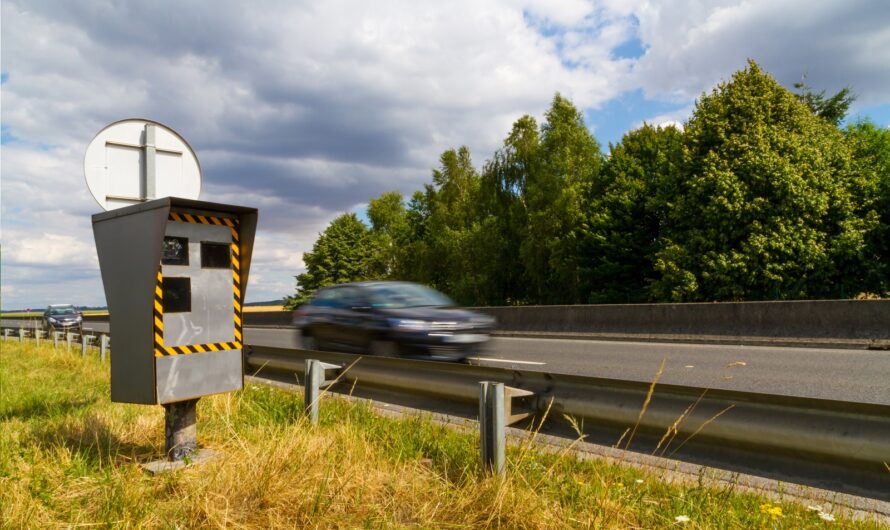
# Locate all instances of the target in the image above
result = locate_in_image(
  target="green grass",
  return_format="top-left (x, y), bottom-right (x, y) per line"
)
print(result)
top-left (1, 341), bottom-right (884, 528)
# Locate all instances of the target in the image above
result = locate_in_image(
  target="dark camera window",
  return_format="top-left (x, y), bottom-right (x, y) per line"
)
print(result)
top-left (201, 242), bottom-right (231, 269)
top-left (162, 236), bottom-right (189, 265)
top-left (162, 277), bottom-right (191, 313)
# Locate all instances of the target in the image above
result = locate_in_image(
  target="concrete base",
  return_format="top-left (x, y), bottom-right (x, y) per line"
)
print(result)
top-left (141, 448), bottom-right (218, 475)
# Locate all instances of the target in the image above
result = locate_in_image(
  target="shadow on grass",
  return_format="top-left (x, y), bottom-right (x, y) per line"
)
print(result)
top-left (30, 411), bottom-right (159, 468)
top-left (0, 396), bottom-right (97, 421)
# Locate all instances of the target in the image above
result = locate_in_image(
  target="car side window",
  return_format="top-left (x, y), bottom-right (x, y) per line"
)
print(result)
top-left (312, 288), bottom-right (338, 308)
top-left (338, 287), bottom-right (365, 309)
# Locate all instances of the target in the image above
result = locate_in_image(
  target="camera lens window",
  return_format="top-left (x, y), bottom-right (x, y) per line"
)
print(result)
top-left (162, 277), bottom-right (191, 313)
top-left (162, 236), bottom-right (189, 266)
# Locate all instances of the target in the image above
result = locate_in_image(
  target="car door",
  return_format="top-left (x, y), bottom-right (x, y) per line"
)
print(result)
top-left (304, 288), bottom-right (340, 345)
top-left (327, 286), bottom-right (371, 350)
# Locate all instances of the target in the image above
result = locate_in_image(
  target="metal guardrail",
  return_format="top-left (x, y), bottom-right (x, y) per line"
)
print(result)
top-left (1, 325), bottom-right (110, 359)
top-left (246, 345), bottom-right (890, 501)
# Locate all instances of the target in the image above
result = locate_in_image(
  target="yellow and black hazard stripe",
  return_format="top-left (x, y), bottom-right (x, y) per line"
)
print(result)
top-left (153, 211), bottom-right (243, 357)
top-left (154, 266), bottom-right (164, 352)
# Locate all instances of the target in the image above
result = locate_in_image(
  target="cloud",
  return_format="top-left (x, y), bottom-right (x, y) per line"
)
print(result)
top-left (631, 0), bottom-right (890, 104)
top-left (1, 0), bottom-right (888, 309)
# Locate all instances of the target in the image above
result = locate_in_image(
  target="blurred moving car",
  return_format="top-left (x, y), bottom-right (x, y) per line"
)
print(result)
top-left (294, 281), bottom-right (495, 361)
top-left (43, 304), bottom-right (83, 332)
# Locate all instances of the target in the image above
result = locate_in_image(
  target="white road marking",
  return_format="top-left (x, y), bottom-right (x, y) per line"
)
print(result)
top-left (468, 357), bottom-right (546, 366)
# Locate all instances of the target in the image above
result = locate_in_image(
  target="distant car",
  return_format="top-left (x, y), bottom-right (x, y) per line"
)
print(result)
top-left (294, 281), bottom-right (495, 362)
top-left (43, 304), bottom-right (83, 332)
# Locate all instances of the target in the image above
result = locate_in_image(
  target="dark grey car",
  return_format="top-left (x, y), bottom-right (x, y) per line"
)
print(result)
top-left (294, 282), bottom-right (495, 361)
top-left (43, 304), bottom-right (83, 332)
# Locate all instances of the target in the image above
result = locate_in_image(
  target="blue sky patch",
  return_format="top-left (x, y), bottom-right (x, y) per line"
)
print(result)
top-left (1, 124), bottom-right (17, 145)
top-left (584, 89), bottom-right (689, 150)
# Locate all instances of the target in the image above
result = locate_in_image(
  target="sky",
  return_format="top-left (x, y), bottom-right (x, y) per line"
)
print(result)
top-left (2, 0), bottom-right (889, 310)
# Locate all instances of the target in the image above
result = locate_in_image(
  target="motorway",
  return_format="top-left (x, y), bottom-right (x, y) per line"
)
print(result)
top-left (243, 327), bottom-right (890, 407)
top-left (6, 319), bottom-right (887, 406)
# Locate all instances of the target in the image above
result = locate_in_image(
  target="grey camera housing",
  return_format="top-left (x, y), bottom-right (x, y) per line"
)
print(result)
top-left (93, 197), bottom-right (257, 404)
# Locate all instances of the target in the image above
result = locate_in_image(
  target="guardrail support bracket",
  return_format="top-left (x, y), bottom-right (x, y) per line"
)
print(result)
top-left (304, 359), bottom-right (342, 424)
top-left (479, 382), bottom-right (535, 476)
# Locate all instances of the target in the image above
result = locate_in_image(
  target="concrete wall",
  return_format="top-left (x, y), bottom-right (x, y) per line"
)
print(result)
top-left (473, 300), bottom-right (890, 339)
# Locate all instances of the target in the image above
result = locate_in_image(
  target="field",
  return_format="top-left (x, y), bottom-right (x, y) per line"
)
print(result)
top-left (1, 341), bottom-right (881, 528)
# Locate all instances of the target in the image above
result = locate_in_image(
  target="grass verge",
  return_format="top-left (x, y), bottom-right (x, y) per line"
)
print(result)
top-left (1, 342), bottom-right (882, 528)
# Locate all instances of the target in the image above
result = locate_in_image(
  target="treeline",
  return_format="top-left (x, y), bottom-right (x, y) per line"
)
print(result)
top-left (286, 61), bottom-right (889, 307)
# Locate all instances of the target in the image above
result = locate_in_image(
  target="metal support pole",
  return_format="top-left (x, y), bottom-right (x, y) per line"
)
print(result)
top-left (164, 399), bottom-right (198, 461)
top-left (480, 381), bottom-right (506, 475)
top-left (100, 335), bottom-right (109, 361)
top-left (304, 359), bottom-right (340, 424)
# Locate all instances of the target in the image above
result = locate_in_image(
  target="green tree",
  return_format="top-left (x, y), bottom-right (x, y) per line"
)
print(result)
top-left (479, 115), bottom-right (540, 304)
top-left (522, 94), bottom-right (603, 303)
top-left (424, 147), bottom-right (488, 304)
top-left (586, 124), bottom-right (683, 302)
top-left (844, 120), bottom-right (890, 294)
top-left (793, 76), bottom-right (856, 126)
top-left (284, 213), bottom-right (374, 307)
top-left (367, 191), bottom-right (410, 278)
top-left (651, 61), bottom-right (867, 301)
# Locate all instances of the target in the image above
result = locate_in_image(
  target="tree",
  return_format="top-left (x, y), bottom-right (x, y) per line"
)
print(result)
top-left (522, 94), bottom-right (603, 303)
top-left (479, 115), bottom-right (540, 304)
top-left (586, 124), bottom-right (683, 302)
top-left (650, 61), bottom-right (866, 301)
top-left (367, 191), bottom-right (410, 278)
top-left (793, 76), bottom-right (856, 126)
top-left (284, 213), bottom-right (374, 307)
top-left (844, 120), bottom-right (890, 294)
top-left (423, 147), bottom-right (488, 304)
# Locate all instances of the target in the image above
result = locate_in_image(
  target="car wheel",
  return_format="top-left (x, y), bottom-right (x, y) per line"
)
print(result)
top-left (302, 334), bottom-right (319, 351)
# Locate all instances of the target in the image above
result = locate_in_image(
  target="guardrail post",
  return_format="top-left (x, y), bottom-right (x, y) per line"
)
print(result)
top-left (81, 334), bottom-right (89, 356)
top-left (35, 330), bottom-right (43, 346)
top-left (3, 329), bottom-right (11, 341)
top-left (67, 333), bottom-right (74, 352)
top-left (100, 335), bottom-right (109, 361)
top-left (479, 382), bottom-right (535, 476)
top-left (480, 382), bottom-right (506, 475)
top-left (164, 398), bottom-right (199, 461)
top-left (304, 359), bottom-right (341, 424)
top-left (19, 328), bottom-right (25, 342)
top-left (53, 331), bottom-right (61, 348)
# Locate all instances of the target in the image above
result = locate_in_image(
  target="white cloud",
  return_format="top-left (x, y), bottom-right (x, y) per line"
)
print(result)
top-left (4, 233), bottom-right (97, 267)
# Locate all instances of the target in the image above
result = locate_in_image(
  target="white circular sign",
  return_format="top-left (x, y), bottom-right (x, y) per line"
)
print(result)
top-left (84, 118), bottom-right (202, 211)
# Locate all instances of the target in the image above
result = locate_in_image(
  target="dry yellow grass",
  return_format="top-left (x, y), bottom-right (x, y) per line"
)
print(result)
top-left (242, 304), bottom-right (286, 312)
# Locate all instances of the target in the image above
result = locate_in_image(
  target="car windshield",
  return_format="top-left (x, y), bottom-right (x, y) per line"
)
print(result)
top-left (49, 307), bottom-right (77, 315)
top-left (367, 283), bottom-right (454, 309)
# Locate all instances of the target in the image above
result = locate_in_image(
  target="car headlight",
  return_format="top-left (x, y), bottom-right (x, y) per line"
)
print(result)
top-left (76, 315), bottom-right (83, 322)
top-left (48, 317), bottom-right (59, 324)
top-left (387, 318), bottom-right (431, 331)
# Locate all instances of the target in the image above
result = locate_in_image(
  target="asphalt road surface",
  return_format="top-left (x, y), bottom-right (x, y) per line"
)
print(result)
top-left (243, 327), bottom-right (890, 406)
top-left (5, 320), bottom-right (886, 406)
